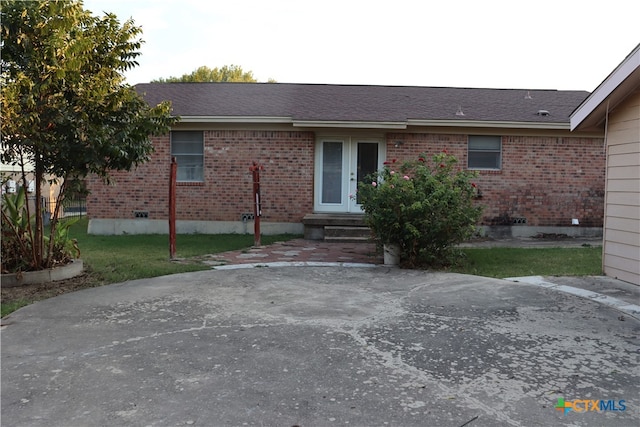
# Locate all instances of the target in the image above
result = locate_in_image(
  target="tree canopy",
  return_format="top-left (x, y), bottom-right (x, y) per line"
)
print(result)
top-left (152, 65), bottom-right (274, 83)
top-left (1, 0), bottom-right (177, 269)
top-left (1, 0), bottom-right (176, 181)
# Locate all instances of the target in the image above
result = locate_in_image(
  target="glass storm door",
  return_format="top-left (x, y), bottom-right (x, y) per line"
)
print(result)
top-left (349, 142), bottom-right (379, 211)
top-left (320, 140), bottom-right (345, 208)
top-left (315, 139), bottom-right (383, 212)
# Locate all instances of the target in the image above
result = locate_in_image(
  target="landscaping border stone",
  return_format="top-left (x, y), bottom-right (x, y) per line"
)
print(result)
top-left (1, 259), bottom-right (83, 288)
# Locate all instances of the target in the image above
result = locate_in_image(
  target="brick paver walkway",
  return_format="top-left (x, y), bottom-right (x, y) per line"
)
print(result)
top-left (201, 239), bottom-right (381, 266)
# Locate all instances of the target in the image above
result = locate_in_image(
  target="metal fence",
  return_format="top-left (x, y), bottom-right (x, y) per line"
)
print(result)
top-left (60, 197), bottom-right (86, 218)
top-left (35, 196), bottom-right (87, 222)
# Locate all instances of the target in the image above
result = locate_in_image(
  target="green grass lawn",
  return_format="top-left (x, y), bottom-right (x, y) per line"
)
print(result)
top-left (68, 218), bottom-right (299, 285)
top-left (451, 246), bottom-right (603, 278)
top-left (1, 300), bottom-right (31, 318)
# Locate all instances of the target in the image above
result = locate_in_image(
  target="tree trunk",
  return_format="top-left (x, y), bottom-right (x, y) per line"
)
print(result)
top-left (33, 156), bottom-right (44, 268)
top-left (18, 152), bottom-right (38, 270)
top-left (45, 176), bottom-right (67, 268)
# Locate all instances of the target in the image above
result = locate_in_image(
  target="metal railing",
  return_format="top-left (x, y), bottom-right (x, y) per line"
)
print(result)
top-left (36, 197), bottom-right (86, 224)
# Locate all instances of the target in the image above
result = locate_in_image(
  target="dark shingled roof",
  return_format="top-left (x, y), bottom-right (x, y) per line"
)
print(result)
top-left (135, 82), bottom-right (590, 125)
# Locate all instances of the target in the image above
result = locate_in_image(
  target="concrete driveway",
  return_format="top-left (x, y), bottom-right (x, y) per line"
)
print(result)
top-left (2, 266), bottom-right (639, 427)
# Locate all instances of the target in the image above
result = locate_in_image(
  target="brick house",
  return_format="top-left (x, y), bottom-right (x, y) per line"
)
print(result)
top-left (86, 83), bottom-right (605, 239)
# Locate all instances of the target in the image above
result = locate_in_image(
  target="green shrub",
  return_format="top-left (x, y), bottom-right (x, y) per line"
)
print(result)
top-left (357, 152), bottom-right (483, 267)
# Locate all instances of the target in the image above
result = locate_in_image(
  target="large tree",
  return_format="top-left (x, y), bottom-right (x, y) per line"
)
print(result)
top-left (152, 65), bottom-right (270, 83)
top-left (1, 0), bottom-right (177, 270)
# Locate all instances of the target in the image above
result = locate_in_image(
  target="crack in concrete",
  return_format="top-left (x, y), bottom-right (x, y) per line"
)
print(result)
top-left (339, 324), bottom-right (523, 426)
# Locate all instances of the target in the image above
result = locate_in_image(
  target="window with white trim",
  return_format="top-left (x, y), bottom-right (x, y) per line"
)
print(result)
top-left (171, 131), bottom-right (204, 182)
top-left (468, 135), bottom-right (501, 170)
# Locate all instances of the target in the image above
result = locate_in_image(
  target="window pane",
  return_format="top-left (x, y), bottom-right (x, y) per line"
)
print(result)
top-left (469, 135), bottom-right (501, 151)
top-left (171, 131), bottom-right (204, 182)
top-left (468, 135), bottom-right (501, 169)
top-left (175, 155), bottom-right (203, 181)
top-left (356, 143), bottom-right (378, 204)
top-left (322, 141), bottom-right (343, 204)
top-left (468, 152), bottom-right (500, 169)
top-left (171, 131), bottom-right (202, 143)
top-left (172, 141), bottom-right (203, 155)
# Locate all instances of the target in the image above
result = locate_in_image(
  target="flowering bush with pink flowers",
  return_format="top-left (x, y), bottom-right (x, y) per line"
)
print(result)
top-left (357, 152), bottom-right (483, 267)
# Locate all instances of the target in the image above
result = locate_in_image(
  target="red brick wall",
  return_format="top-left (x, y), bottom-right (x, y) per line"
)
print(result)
top-left (386, 133), bottom-right (605, 227)
top-left (88, 129), bottom-right (604, 228)
top-left (87, 130), bottom-right (315, 223)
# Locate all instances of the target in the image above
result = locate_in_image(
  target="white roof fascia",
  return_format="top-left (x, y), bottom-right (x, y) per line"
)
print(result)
top-left (177, 117), bottom-right (569, 130)
top-left (292, 120), bottom-right (407, 129)
top-left (407, 119), bottom-right (570, 130)
top-left (570, 44), bottom-right (640, 130)
top-left (179, 116), bottom-right (293, 124)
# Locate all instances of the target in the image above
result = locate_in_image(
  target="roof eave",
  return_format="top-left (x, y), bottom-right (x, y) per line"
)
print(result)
top-left (570, 43), bottom-right (640, 131)
top-left (177, 116), bottom-right (570, 130)
top-left (407, 119), bottom-right (571, 130)
top-left (292, 120), bottom-right (407, 129)
top-left (179, 116), bottom-right (293, 124)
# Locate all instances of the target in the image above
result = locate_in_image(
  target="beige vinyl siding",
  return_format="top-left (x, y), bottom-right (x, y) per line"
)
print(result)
top-left (603, 90), bottom-right (640, 285)
top-left (605, 228), bottom-right (640, 246)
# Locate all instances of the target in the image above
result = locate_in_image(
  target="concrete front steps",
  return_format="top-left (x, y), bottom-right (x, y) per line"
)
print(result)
top-left (302, 213), bottom-right (373, 242)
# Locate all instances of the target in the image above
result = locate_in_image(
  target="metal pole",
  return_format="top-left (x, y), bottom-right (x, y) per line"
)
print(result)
top-left (169, 157), bottom-right (177, 259)
top-left (250, 161), bottom-right (263, 247)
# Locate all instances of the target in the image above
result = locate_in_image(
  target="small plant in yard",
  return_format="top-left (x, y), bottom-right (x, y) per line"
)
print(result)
top-left (357, 152), bottom-right (483, 267)
top-left (1, 186), bottom-right (81, 273)
top-left (1, 186), bottom-right (33, 273)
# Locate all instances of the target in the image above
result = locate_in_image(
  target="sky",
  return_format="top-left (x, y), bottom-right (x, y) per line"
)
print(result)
top-left (82, 0), bottom-right (639, 92)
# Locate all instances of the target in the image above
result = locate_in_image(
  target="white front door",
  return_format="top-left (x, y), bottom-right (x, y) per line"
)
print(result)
top-left (314, 137), bottom-right (384, 213)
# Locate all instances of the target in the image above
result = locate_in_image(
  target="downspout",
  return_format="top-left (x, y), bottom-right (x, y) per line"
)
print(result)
top-left (602, 100), bottom-right (610, 276)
